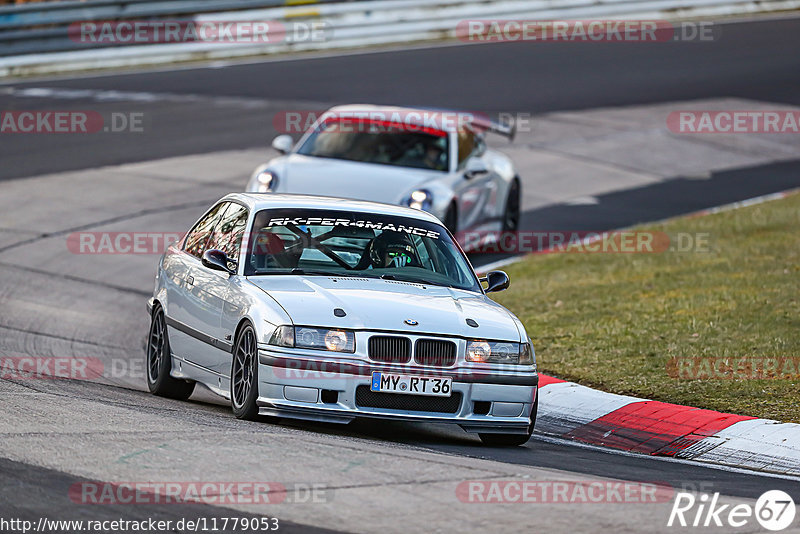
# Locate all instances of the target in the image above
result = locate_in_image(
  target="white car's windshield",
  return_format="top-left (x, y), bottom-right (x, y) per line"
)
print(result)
top-left (244, 208), bottom-right (480, 292)
top-left (296, 118), bottom-right (449, 172)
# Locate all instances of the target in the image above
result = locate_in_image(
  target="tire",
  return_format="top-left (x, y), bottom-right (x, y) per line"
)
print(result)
top-left (231, 323), bottom-right (261, 420)
top-left (479, 394), bottom-right (538, 446)
top-left (443, 203), bottom-right (458, 234)
top-left (146, 305), bottom-right (195, 400)
top-left (502, 179), bottom-right (521, 233)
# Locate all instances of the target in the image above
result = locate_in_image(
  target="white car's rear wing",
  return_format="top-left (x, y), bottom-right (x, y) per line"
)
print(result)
top-left (470, 115), bottom-right (516, 141)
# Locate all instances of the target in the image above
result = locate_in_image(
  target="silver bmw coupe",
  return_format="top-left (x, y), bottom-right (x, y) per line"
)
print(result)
top-left (146, 193), bottom-right (538, 445)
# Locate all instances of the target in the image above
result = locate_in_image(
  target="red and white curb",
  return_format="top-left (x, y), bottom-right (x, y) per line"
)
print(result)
top-left (473, 187), bottom-right (800, 475)
top-left (534, 374), bottom-right (800, 476)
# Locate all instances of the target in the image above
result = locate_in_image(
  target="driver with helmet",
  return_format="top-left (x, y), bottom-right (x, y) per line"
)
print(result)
top-left (367, 231), bottom-right (421, 269)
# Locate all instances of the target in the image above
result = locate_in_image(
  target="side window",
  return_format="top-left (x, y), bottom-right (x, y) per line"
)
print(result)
top-left (184, 202), bottom-right (228, 259)
top-left (207, 203), bottom-right (249, 263)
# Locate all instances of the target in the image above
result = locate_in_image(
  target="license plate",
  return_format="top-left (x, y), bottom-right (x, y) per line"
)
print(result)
top-left (370, 372), bottom-right (452, 397)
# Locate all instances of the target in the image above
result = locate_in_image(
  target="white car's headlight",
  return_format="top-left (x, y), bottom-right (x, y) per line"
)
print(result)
top-left (255, 170), bottom-right (277, 192)
top-left (466, 339), bottom-right (535, 366)
top-left (269, 325), bottom-right (355, 353)
top-left (406, 189), bottom-right (432, 211)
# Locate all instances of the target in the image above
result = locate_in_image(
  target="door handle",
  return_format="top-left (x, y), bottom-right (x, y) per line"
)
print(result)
top-left (186, 275), bottom-right (194, 287)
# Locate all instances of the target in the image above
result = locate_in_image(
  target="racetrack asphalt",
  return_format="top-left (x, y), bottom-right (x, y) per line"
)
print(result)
top-left (1, 17), bottom-right (800, 181)
top-left (1, 15), bottom-right (799, 533)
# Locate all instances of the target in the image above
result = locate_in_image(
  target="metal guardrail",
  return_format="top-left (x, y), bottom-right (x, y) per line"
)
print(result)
top-left (0, 0), bottom-right (350, 55)
top-left (1, 0), bottom-right (798, 76)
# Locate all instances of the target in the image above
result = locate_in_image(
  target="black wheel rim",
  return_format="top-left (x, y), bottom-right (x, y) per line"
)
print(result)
top-left (147, 312), bottom-right (165, 383)
top-left (505, 182), bottom-right (520, 231)
top-left (232, 328), bottom-right (255, 408)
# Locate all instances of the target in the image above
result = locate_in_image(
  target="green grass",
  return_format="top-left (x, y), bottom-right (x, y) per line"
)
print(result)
top-left (492, 192), bottom-right (800, 423)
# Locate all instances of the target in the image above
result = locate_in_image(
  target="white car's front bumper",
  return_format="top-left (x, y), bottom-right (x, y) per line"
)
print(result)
top-left (256, 349), bottom-right (537, 434)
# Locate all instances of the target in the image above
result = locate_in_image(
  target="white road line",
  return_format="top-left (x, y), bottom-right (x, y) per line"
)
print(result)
top-left (563, 196), bottom-right (599, 206)
top-left (531, 434), bottom-right (800, 482)
top-left (0, 86), bottom-right (330, 109)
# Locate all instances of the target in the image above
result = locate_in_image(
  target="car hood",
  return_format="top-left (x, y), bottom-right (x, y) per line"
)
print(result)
top-left (278, 154), bottom-right (444, 204)
top-left (247, 276), bottom-right (521, 341)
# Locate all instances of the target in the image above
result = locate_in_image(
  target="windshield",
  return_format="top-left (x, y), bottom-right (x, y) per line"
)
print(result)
top-left (296, 118), bottom-right (450, 172)
top-left (244, 208), bottom-right (480, 292)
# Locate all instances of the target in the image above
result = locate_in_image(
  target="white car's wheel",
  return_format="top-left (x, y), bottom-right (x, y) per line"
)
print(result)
top-left (502, 178), bottom-right (521, 232)
top-left (444, 203), bottom-right (458, 234)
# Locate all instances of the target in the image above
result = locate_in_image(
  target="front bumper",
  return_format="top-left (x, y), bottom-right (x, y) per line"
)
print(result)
top-left (257, 349), bottom-right (538, 434)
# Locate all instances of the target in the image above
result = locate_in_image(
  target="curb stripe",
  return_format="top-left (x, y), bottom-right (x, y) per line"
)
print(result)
top-left (536, 374), bottom-right (800, 475)
top-left (562, 400), bottom-right (755, 455)
top-left (535, 380), bottom-right (643, 436)
top-left (537, 374), bottom-right (565, 387)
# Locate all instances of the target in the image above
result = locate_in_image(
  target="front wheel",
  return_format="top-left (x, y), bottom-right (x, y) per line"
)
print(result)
top-left (479, 394), bottom-right (537, 446)
top-left (146, 305), bottom-right (195, 400)
top-left (231, 324), bottom-right (260, 420)
top-left (502, 179), bottom-right (521, 233)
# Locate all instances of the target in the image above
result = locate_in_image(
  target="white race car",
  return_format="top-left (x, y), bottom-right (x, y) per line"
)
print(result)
top-left (146, 193), bottom-right (538, 445)
top-left (246, 105), bottom-right (520, 235)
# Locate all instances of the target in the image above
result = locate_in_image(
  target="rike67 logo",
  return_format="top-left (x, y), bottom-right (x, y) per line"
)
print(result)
top-left (668, 490), bottom-right (796, 531)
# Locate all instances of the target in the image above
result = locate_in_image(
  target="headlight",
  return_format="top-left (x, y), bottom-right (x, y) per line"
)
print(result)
top-left (406, 189), bottom-right (432, 211)
top-left (269, 326), bottom-right (355, 353)
top-left (466, 340), bottom-right (534, 365)
top-left (255, 170), bottom-right (277, 192)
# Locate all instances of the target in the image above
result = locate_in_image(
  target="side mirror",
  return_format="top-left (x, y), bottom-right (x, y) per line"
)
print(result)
top-left (480, 270), bottom-right (510, 293)
top-left (202, 249), bottom-right (235, 275)
top-left (464, 158), bottom-right (489, 179)
top-left (271, 134), bottom-right (293, 154)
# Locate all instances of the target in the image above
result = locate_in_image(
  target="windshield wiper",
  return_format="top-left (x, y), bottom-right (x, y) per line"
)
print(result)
top-left (251, 269), bottom-right (376, 278)
top-left (292, 269), bottom-right (374, 278)
top-left (380, 273), bottom-right (452, 288)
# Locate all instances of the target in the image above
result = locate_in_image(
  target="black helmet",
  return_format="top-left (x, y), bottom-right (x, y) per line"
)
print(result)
top-left (368, 231), bottom-right (419, 268)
